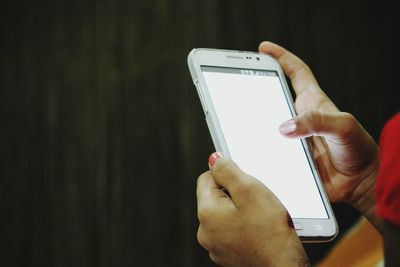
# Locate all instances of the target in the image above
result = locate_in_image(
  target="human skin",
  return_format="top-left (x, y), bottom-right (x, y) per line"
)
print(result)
top-left (196, 41), bottom-right (382, 266)
top-left (197, 154), bottom-right (310, 266)
top-left (258, 42), bottom-right (380, 229)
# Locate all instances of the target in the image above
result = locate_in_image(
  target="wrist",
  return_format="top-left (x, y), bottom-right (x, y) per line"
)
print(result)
top-left (274, 242), bottom-right (309, 267)
top-left (351, 175), bottom-right (375, 215)
top-left (274, 251), bottom-right (309, 267)
top-left (260, 232), bottom-right (309, 267)
top-left (349, 157), bottom-right (383, 231)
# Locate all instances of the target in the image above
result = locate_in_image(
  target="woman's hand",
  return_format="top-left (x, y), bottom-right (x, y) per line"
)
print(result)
top-left (259, 41), bottom-right (380, 228)
top-left (197, 153), bottom-right (309, 267)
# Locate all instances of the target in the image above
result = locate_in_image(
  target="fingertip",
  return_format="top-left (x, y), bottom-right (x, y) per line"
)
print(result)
top-left (208, 152), bottom-right (224, 169)
top-left (259, 40), bottom-right (276, 49)
top-left (258, 41), bottom-right (271, 51)
top-left (279, 119), bottom-right (297, 136)
top-left (258, 41), bottom-right (285, 58)
top-left (279, 116), bottom-right (314, 139)
top-left (210, 157), bottom-right (240, 187)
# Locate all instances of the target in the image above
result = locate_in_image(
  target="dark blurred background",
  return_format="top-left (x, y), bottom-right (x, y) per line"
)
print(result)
top-left (1, 0), bottom-right (398, 266)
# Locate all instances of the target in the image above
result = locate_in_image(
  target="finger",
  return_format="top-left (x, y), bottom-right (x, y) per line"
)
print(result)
top-left (197, 226), bottom-right (225, 266)
top-left (210, 156), bottom-right (261, 205)
top-left (279, 110), bottom-right (360, 143)
top-left (258, 41), bottom-right (319, 96)
top-left (280, 110), bottom-right (378, 180)
top-left (210, 157), bottom-right (246, 193)
top-left (197, 225), bottom-right (212, 251)
top-left (209, 252), bottom-right (225, 266)
top-left (196, 172), bottom-right (228, 210)
top-left (197, 172), bottom-right (235, 223)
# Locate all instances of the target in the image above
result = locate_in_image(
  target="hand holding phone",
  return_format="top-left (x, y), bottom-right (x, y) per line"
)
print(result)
top-left (258, 41), bottom-right (379, 231)
top-left (197, 154), bottom-right (310, 266)
top-left (188, 47), bottom-right (338, 242)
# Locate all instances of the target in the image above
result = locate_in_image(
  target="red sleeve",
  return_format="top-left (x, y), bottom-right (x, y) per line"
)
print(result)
top-left (375, 112), bottom-right (400, 227)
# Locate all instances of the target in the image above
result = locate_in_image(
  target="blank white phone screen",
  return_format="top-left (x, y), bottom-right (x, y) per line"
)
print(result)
top-left (201, 66), bottom-right (328, 219)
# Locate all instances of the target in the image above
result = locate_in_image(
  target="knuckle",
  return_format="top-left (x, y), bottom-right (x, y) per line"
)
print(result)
top-left (236, 178), bottom-right (260, 198)
top-left (197, 227), bottom-right (210, 250)
top-left (197, 227), bottom-right (218, 254)
top-left (309, 110), bottom-right (323, 125)
top-left (303, 110), bottom-right (323, 133)
top-left (340, 112), bottom-right (359, 139)
top-left (337, 187), bottom-right (353, 202)
top-left (342, 112), bottom-right (357, 126)
top-left (197, 205), bottom-right (209, 224)
top-left (289, 60), bottom-right (309, 79)
top-left (196, 172), bottom-right (207, 187)
top-left (209, 253), bottom-right (225, 266)
top-left (242, 178), bottom-right (258, 190)
top-left (213, 159), bottom-right (243, 185)
top-left (213, 159), bottom-right (237, 177)
top-left (197, 203), bottom-right (218, 227)
top-left (298, 62), bottom-right (311, 76)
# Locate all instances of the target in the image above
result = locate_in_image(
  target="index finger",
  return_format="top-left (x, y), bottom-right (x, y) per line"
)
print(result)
top-left (258, 41), bottom-right (319, 96)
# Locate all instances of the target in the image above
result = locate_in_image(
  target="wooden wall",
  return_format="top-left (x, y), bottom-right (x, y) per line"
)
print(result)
top-left (1, 0), bottom-right (398, 266)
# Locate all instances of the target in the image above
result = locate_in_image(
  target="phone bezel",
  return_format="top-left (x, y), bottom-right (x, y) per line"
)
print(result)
top-left (188, 48), bottom-right (338, 242)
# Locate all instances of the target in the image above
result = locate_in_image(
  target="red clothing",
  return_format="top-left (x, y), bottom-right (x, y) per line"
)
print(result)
top-left (375, 112), bottom-right (400, 227)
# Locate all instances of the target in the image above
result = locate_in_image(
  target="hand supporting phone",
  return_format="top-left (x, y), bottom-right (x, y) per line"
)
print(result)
top-left (188, 48), bottom-right (338, 242)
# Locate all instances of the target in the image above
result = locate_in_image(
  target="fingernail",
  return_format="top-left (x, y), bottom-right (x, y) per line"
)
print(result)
top-left (279, 119), bottom-right (297, 135)
top-left (208, 152), bottom-right (224, 168)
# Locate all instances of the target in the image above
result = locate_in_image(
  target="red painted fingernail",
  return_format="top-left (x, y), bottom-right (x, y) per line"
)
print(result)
top-left (208, 152), bottom-right (224, 168)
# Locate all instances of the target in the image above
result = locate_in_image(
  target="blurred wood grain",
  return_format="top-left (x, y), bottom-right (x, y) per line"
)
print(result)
top-left (1, 0), bottom-right (398, 266)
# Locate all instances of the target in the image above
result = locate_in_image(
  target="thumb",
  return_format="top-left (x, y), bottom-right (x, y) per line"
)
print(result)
top-left (209, 153), bottom-right (261, 204)
top-left (279, 111), bottom-right (360, 143)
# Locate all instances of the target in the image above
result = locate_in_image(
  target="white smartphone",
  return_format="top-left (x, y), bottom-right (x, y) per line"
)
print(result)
top-left (188, 48), bottom-right (338, 242)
